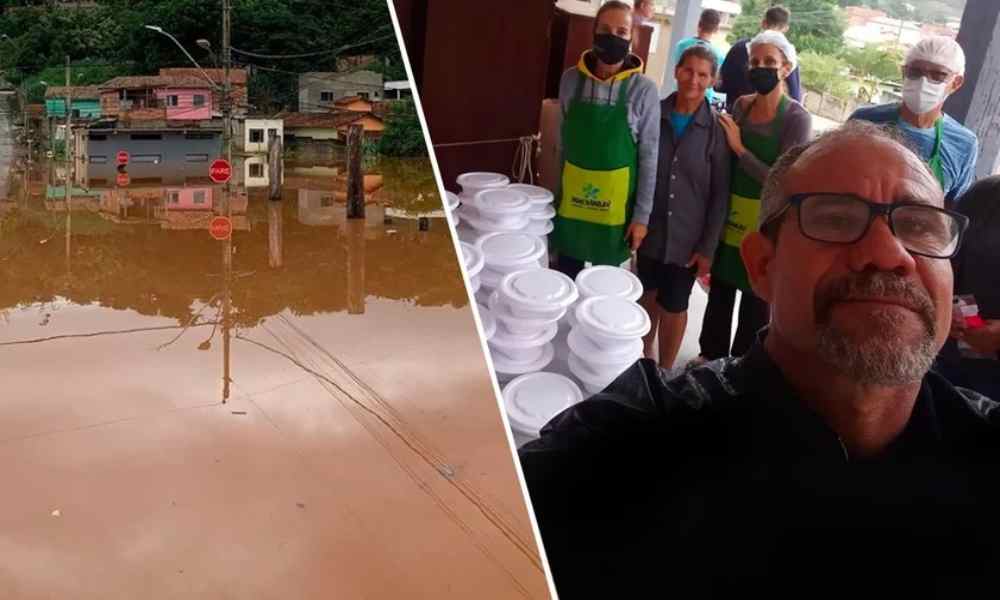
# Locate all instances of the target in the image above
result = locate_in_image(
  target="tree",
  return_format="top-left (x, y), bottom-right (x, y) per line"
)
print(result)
top-left (798, 50), bottom-right (853, 98)
top-left (730, 0), bottom-right (847, 56)
top-left (378, 100), bottom-right (427, 157)
top-left (842, 44), bottom-right (902, 82)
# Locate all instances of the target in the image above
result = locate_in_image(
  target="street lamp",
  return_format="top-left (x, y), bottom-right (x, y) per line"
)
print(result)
top-left (196, 39), bottom-right (220, 68)
top-left (143, 25), bottom-right (219, 89)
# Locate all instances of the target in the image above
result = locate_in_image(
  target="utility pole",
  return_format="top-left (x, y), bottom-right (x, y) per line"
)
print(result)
top-left (65, 56), bottom-right (72, 280)
top-left (221, 0), bottom-right (232, 402)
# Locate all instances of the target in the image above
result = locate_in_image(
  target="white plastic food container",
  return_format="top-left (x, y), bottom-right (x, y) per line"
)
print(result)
top-left (459, 208), bottom-right (531, 233)
top-left (525, 203), bottom-right (556, 220)
top-left (488, 290), bottom-right (565, 335)
top-left (506, 183), bottom-right (554, 208)
top-left (471, 188), bottom-right (531, 223)
top-left (503, 371), bottom-right (583, 447)
top-left (566, 327), bottom-right (643, 366)
top-left (478, 232), bottom-right (547, 275)
top-left (477, 304), bottom-right (497, 341)
top-left (460, 241), bottom-right (485, 294)
top-left (525, 219), bottom-right (555, 237)
top-left (490, 320), bottom-right (559, 349)
top-left (498, 268), bottom-right (579, 320)
top-left (456, 171), bottom-right (509, 200)
top-left (489, 341), bottom-right (547, 365)
top-left (491, 342), bottom-right (555, 381)
top-left (575, 265), bottom-right (644, 302)
top-left (568, 352), bottom-right (619, 395)
top-left (574, 296), bottom-right (651, 352)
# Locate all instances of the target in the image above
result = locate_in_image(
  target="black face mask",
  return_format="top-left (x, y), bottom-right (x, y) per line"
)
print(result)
top-left (593, 33), bottom-right (630, 65)
top-left (748, 67), bottom-right (781, 95)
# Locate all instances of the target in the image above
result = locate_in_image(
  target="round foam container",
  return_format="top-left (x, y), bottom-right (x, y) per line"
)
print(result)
top-left (503, 371), bottom-right (583, 446)
top-left (499, 268), bottom-right (578, 320)
top-left (575, 265), bottom-right (643, 302)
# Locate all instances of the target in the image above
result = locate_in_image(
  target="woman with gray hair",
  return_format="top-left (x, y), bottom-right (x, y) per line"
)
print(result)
top-left (693, 30), bottom-right (811, 365)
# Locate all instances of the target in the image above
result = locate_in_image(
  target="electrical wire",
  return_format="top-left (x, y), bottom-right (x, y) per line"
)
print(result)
top-left (230, 30), bottom-right (395, 60)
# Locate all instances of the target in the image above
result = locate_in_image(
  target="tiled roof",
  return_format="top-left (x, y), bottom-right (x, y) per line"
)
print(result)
top-left (278, 111), bottom-right (369, 129)
top-left (44, 85), bottom-right (102, 99)
top-left (159, 68), bottom-right (248, 85)
top-left (100, 75), bottom-right (214, 90)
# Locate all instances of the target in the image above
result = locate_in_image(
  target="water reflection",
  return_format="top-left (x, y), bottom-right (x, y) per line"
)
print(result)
top-left (1, 155), bottom-right (463, 324)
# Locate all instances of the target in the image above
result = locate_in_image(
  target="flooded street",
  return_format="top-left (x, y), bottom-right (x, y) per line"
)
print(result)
top-left (0, 97), bottom-right (548, 598)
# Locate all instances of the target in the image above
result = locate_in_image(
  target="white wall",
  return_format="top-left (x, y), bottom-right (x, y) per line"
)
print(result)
top-left (244, 119), bottom-right (284, 154)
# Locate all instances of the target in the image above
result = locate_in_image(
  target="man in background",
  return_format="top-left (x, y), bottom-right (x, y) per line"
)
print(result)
top-left (717, 5), bottom-right (801, 111)
top-left (850, 36), bottom-right (978, 205)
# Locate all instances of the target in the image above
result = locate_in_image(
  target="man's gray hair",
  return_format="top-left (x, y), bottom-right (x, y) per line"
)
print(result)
top-left (758, 120), bottom-right (934, 231)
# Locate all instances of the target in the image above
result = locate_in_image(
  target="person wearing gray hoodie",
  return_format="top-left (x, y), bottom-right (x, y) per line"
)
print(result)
top-left (553, 0), bottom-right (660, 278)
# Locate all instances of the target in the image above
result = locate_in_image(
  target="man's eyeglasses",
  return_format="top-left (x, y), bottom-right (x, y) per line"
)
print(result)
top-left (901, 65), bottom-right (953, 84)
top-left (764, 194), bottom-right (969, 259)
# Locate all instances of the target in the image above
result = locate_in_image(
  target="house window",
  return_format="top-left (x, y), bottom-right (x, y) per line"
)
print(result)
top-left (132, 154), bottom-right (162, 164)
top-left (185, 132), bottom-right (216, 140)
top-left (357, 92), bottom-right (369, 100)
top-left (193, 190), bottom-right (207, 205)
top-left (249, 128), bottom-right (264, 143)
top-left (186, 153), bottom-right (209, 162)
top-left (88, 134), bottom-right (108, 141)
top-left (130, 133), bottom-right (163, 141)
top-left (89, 155), bottom-right (108, 164)
top-left (166, 95), bottom-right (179, 107)
top-left (193, 95), bottom-right (205, 107)
top-left (249, 163), bottom-right (264, 178)
top-left (267, 128), bottom-right (278, 140)
top-left (320, 195), bottom-right (334, 207)
top-left (168, 191), bottom-right (180, 204)
top-left (320, 91), bottom-right (334, 102)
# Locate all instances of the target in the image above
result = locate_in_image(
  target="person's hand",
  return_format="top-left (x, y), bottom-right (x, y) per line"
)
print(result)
top-left (961, 320), bottom-right (1000, 355)
top-left (686, 252), bottom-right (712, 278)
top-left (625, 223), bottom-right (648, 251)
top-left (718, 113), bottom-right (746, 156)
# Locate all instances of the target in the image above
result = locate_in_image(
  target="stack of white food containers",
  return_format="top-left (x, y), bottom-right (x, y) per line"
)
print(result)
top-left (569, 265), bottom-right (644, 326)
top-left (567, 295), bottom-right (650, 395)
top-left (444, 191), bottom-right (461, 226)
top-left (459, 241), bottom-right (485, 295)
top-left (503, 372), bottom-right (584, 447)
top-left (487, 268), bottom-right (579, 384)
top-left (475, 231), bottom-right (547, 305)
top-left (454, 172), bottom-right (511, 244)
top-left (478, 303), bottom-right (497, 342)
top-left (507, 184), bottom-right (556, 236)
top-left (458, 188), bottom-right (533, 238)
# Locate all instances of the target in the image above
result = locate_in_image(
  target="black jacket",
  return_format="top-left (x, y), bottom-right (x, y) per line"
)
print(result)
top-left (521, 342), bottom-right (1000, 598)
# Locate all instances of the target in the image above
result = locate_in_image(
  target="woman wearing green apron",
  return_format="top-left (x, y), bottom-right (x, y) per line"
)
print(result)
top-left (694, 31), bottom-right (812, 363)
top-left (554, 1), bottom-right (661, 279)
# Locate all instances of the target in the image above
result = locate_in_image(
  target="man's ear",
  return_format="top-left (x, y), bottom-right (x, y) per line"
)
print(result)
top-left (741, 231), bottom-right (777, 303)
top-left (950, 74), bottom-right (965, 95)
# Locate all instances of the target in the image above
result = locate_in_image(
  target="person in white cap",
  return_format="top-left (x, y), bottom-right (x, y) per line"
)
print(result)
top-left (850, 36), bottom-right (978, 205)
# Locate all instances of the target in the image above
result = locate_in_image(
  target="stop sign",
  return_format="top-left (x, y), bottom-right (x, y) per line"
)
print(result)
top-left (116, 150), bottom-right (129, 165)
top-left (116, 172), bottom-right (130, 187)
top-left (209, 216), bottom-right (232, 240)
top-left (209, 159), bottom-right (232, 184)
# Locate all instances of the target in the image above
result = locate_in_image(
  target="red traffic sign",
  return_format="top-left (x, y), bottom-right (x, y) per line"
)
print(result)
top-left (209, 216), bottom-right (233, 240)
top-left (116, 172), bottom-right (130, 187)
top-left (209, 159), bottom-right (232, 184)
top-left (116, 150), bottom-right (129, 165)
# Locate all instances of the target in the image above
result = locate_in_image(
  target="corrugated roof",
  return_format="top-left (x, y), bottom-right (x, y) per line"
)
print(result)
top-left (44, 85), bottom-right (102, 99)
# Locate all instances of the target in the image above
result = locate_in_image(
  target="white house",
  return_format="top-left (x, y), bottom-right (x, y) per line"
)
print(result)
top-left (243, 118), bottom-right (284, 154)
top-left (384, 80), bottom-right (412, 100)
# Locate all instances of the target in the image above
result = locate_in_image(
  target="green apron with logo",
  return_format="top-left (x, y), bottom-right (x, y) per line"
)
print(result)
top-left (712, 95), bottom-right (787, 291)
top-left (554, 74), bottom-right (637, 266)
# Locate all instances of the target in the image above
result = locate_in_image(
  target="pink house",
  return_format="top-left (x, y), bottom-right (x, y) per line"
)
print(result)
top-left (164, 186), bottom-right (214, 210)
top-left (99, 75), bottom-right (214, 122)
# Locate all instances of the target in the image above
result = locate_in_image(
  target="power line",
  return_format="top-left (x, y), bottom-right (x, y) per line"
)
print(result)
top-left (230, 30), bottom-right (395, 60)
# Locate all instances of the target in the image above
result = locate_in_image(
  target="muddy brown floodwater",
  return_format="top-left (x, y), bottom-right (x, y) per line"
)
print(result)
top-left (0, 102), bottom-right (550, 599)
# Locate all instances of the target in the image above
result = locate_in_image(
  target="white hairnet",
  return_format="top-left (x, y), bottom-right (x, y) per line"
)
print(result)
top-left (906, 36), bottom-right (965, 75)
top-left (748, 30), bottom-right (798, 71)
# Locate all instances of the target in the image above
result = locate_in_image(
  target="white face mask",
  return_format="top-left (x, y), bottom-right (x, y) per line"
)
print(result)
top-left (902, 76), bottom-right (948, 116)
